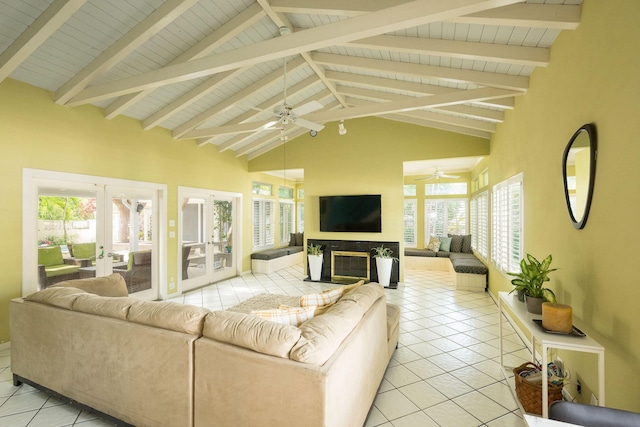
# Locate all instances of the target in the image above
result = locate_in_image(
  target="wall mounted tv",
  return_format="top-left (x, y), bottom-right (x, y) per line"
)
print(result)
top-left (319, 195), bottom-right (382, 232)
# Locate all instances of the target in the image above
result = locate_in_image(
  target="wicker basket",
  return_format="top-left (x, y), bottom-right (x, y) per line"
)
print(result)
top-left (513, 362), bottom-right (564, 415)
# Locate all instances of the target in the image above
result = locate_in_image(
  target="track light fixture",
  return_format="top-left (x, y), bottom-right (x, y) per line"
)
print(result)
top-left (338, 120), bottom-right (347, 135)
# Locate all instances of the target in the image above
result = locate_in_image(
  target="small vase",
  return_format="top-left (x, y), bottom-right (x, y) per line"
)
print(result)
top-left (525, 295), bottom-right (544, 314)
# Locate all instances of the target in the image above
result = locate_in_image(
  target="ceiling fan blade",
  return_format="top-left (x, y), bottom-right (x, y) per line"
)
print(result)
top-left (415, 176), bottom-right (436, 181)
top-left (292, 100), bottom-right (323, 116)
top-left (258, 120), bottom-right (279, 131)
top-left (441, 174), bottom-right (460, 179)
top-left (294, 118), bottom-right (324, 132)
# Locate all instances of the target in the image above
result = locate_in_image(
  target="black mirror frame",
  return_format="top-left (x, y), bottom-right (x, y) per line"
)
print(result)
top-left (562, 123), bottom-right (597, 229)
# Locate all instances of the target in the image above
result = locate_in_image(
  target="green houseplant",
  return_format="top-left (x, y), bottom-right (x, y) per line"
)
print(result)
top-left (307, 243), bottom-right (324, 281)
top-left (507, 254), bottom-right (557, 314)
top-left (372, 245), bottom-right (398, 287)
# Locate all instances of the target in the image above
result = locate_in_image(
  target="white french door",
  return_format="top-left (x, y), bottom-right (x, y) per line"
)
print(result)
top-left (179, 187), bottom-right (241, 292)
top-left (22, 169), bottom-right (166, 300)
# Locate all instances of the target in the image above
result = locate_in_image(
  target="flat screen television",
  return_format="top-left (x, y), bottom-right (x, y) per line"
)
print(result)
top-left (319, 195), bottom-right (382, 232)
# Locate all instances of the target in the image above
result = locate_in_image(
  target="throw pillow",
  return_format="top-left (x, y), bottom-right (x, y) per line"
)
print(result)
top-left (426, 236), bottom-right (441, 252)
top-left (461, 234), bottom-right (472, 253)
top-left (448, 234), bottom-right (464, 252)
top-left (438, 236), bottom-right (452, 252)
top-left (300, 288), bottom-right (343, 307)
top-left (251, 306), bottom-right (315, 327)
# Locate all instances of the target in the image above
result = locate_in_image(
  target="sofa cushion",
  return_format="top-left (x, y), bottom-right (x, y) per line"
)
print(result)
top-left (52, 273), bottom-right (128, 297)
top-left (287, 246), bottom-right (303, 254)
top-left (251, 306), bottom-right (315, 327)
top-left (461, 234), bottom-right (472, 253)
top-left (43, 264), bottom-right (80, 277)
top-left (73, 294), bottom-right (137, 320)
top-left (295, 232), bottom-right (304, 246)
top-left (202, 311), bottom-right (302, 359)
top-left (25, 286), bottom-right (87, 310)
top-left (450, 254), bottom-right (488, 275)
top-left (128, 300), bottom-right (209, 335)
top-left (323, 279), bottom-right (365, 296)
top-left (386, 303), bottom-right (401, 340)
top-left (250, 248), bottom-right (290, 260)
top-left (436, 251), bottom-right (451, 258)
top-left (37, 246), bottom-right (63, 267)
top-left (71, 243), bottom-right (95, 259)
top-left (290, 284), bottom-right (384, 365)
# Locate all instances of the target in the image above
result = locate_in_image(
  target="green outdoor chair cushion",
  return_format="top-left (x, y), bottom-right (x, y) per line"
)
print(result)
top-left (44, 264), bottom-right (80, 277)
top-left (38, 246), bottom-right (64, 267)
top-left (72, 243), bottom-right (96, 259)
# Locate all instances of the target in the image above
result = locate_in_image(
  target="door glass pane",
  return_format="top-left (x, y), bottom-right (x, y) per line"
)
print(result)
top-left (212, 199), bottom-right (233, 272)
top-left (111, 195), bottom-right (154, 294)
top-left (181, 198), bottom-right (207, 281)
top-left (37, 192), bottom-right (96, 289)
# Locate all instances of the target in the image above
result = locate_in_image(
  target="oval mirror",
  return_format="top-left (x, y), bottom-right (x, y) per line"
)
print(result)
top-left (562, 124), bottom-right (597, 229)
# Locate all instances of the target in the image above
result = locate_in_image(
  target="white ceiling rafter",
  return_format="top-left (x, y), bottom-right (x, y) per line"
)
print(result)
top-left (54, 0), bottom-right (200, 105)
top-left (65, 0), bottom-right (524, 106)
top-left (104, 3), bottom-right (266, 120)
top-left (0, 0), bottom-right (86, 83)
top-left (1, 0), bottom-right (582, 157)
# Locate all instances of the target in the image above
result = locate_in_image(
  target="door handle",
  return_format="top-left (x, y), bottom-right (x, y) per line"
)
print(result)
top-left (98, 246), bottom-right (105, 259)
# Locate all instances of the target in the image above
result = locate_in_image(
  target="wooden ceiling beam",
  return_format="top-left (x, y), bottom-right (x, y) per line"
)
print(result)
top-left (67, 0), bottom-right (522, 106)
top-left (381, 113), bottom-right (492, 139)
top-left (0, 0), bottom-right (86, 83)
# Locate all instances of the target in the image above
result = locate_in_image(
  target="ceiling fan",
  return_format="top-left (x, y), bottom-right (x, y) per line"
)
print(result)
top-left (417, 169), bottom-right (461, 181)
top-left (259, 58), bottom-right (325, 140)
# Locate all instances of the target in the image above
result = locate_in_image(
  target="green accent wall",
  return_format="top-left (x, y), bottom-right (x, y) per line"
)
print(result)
top-left (484, 0), bottom-right (640, 412)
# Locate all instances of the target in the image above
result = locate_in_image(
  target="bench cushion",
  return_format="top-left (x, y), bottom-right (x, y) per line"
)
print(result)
top-left (450, 253), bottom-right (488, 274)
top-left (404, 249), bottom-right (436, 257)
top-left (287, 246), bottom-right (303, 254)
top-left (251, 248), bottom-right (291, 260)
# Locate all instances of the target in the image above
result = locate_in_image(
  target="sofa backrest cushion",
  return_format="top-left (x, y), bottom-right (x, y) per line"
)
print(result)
top-left (37, 246), bottom-right (63, 267)
top-left (25, 286), bottom-right (87, 310)
top-left (51, 273), bottom-right (129, 297)
top-left (289, 284), bottom-right (384, 365)
top-left (73, 294), bottom-right (138, 320)
top-left (127, 300), bottom-right (209, 335)
top-left (202, 311), bottom-right (302, 359)
top-left (71, 243), bottom-right (95, 259)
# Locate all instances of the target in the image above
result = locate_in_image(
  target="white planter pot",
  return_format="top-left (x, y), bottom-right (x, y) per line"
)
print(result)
top-left (308, 254), bottom-right (323, 281)
top-left (376, 257), bottom-right (393, 287)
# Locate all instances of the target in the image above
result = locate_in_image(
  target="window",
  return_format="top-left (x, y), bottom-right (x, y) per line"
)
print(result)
top-left (492, 173), bottom-right (523, 274)
top-left (252, 198), bottom-right (274, 250)
top-left (403, 199), bottom-right (417, 247)
top-left (403, 184), bottom-right (416, 196)
top-left (279, 186), bottom-right (293, 199)
top-left (279, 201), bottom-right (294, 244)
top-left (424, 199), bottom-right (467, 240)
top-left (297, 188), bottom-right (304, 199)
top-left (425, 182), bottom-right (468, 196)
top-left (251, 182), bottom-right (272, 196)
top-left (470, 191), bottom-right (489, 259)
top-left (297, 202), bottom-right (304, 233)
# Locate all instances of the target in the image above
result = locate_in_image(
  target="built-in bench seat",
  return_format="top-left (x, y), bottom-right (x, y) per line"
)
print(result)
top-left (404, 238), bottom-right (487, 292)
top-left (251, 233), bottom-right (305, 274)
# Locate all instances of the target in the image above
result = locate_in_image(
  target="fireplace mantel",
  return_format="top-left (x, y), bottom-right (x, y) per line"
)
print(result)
top-left (306, 239), bottom-right (399, 288)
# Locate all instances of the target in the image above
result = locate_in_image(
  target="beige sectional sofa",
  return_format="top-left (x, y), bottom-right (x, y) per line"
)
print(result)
top-left (10, 274), bottom-right (399, 427)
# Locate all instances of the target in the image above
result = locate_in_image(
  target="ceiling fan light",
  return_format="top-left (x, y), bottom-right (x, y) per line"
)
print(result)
top-left (338, 120), bottom-right (347, 135)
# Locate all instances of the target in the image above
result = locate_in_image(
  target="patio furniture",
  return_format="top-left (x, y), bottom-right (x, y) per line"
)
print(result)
top-left (67, 243), bottom-right (96, 267)
top-left (37, 246), bottom-right (80, 288)
top-left (113, 250), bottom-right (152, 294)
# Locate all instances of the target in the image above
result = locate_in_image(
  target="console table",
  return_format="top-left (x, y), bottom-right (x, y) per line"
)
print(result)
top-left (498, 292), bottom-right (605, 419)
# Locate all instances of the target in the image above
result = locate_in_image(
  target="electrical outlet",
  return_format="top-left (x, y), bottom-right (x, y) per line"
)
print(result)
top-left (169, 277), bottom-right (176, 290)
top-left (576, 380), bottom-right (582, 394)
top-left (591, 393), bottom-right (599, 406)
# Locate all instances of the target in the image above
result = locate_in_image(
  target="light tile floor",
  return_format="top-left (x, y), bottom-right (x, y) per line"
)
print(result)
top-left (0, 266), bottom-right (532, 426)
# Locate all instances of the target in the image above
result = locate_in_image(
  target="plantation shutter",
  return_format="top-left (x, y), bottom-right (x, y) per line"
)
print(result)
top-left (253, 199), bottom-right (275, 250)
top-left (477, 191), bottom-right (489, 258)
top-left (279, 202), bottom-right (293, 244)
top-left (492, 174), bottom-right (523, 273)
top-left (403, 199), bottom-right (417, 247)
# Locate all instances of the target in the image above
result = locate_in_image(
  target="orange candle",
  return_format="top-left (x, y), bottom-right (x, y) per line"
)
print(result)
top-left (542, 303), bottom-right (573, 333)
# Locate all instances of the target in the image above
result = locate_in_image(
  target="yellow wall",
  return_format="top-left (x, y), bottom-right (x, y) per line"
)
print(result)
top-left (0, 79), bottom-right (255, 343)
top-left (486, 0), bottom-right (640, 411)
top-left (250, 116), bottom-right (490, 277)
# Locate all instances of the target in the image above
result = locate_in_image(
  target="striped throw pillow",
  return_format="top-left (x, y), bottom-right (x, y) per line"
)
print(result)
top-left (299, 288), bottom-right (343, 307)
top-left (251, 306), bottom-right (315, 327)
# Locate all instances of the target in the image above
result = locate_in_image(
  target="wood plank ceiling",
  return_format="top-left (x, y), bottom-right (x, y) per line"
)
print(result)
top-left (0, 0), bottom-right (582, 159)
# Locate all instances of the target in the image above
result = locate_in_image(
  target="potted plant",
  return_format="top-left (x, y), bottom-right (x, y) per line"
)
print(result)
top-left (507, 254), bottom-right (558, 314)
top-left (372, 244), bottom-right (398, 287)
top-left (307, 243), bottom-right (324, 281)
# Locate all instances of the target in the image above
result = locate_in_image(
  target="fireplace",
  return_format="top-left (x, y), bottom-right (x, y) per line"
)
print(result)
top-left (331, 251), bottom-right (370, 282)
top-left (306, 239), bottom-right (399, 288)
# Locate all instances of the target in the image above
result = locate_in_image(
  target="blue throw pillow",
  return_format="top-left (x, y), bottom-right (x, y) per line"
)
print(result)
top-left (438, 236), bottom-right (452, 252)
